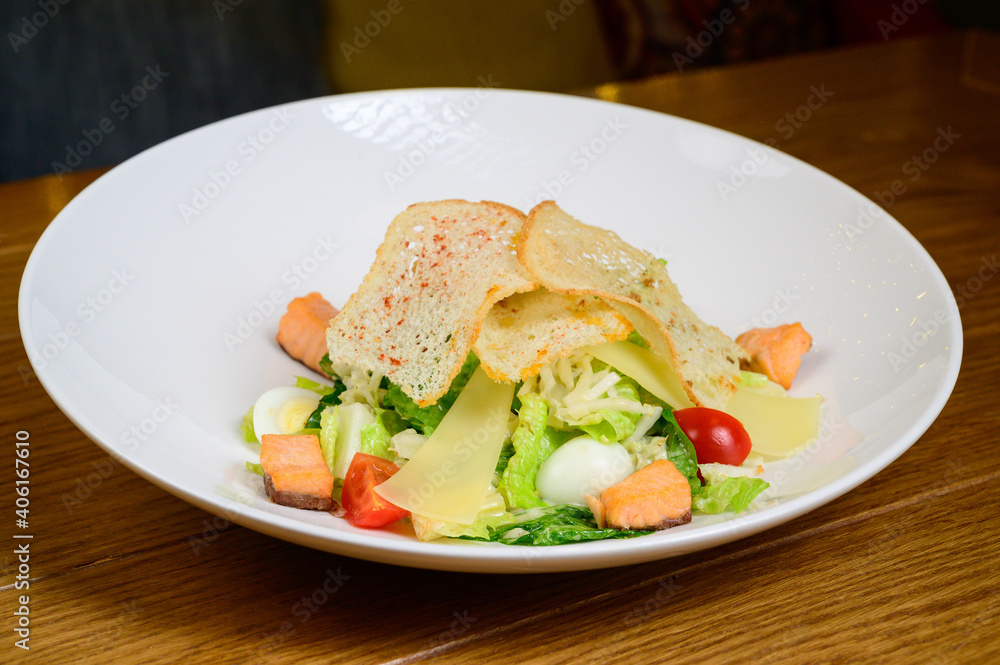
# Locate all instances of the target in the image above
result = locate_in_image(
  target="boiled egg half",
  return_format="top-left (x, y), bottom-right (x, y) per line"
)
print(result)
top-left (252, 386), bottom-right (321, 443)
top-left (535, 435), bottom-right (634, 505)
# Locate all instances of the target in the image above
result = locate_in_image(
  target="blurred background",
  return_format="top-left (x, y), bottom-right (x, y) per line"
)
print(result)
top-left (1, 0), bottom-right (996, 183)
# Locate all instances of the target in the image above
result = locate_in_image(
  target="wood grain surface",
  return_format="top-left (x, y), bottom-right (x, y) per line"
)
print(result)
top-left (3, 31), bottom-right (999, 664)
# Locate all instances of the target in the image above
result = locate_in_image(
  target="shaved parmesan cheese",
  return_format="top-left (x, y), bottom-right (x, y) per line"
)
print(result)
top-left (725, 388), bottom-right (822, 457)
top-left (588, 341), bottom-right (695, 410)
top-left (374, 367), bottom-right (514, 524)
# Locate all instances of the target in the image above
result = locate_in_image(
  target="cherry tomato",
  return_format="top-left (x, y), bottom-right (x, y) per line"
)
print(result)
top-left (341, 453), bottom-right (409, 528)
top-left (674, 407), bottom-right (753, 466)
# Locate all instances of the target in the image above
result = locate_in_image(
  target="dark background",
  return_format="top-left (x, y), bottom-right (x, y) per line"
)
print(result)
top-left (1, 0), bottom-right (996, 184)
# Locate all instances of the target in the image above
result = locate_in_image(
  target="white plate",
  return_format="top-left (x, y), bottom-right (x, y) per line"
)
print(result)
top-left (19, 89), bottom-right (961, 573)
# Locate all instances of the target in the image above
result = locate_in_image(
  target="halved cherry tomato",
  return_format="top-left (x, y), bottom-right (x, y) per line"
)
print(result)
top-left (674, 407), bottom-right (753, 466)
top-left (341, 453), bottom-right (409, 528)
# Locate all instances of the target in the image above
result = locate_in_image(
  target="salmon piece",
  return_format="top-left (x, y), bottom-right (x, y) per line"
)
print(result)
top-left (276, 292), bottom-right (339, 374)
top-left (260, 434), bottom-right (335, 510)
top-left (735, 322), bottom-right (812, 390)
top-left (586, 460), bottom-right (692, 531)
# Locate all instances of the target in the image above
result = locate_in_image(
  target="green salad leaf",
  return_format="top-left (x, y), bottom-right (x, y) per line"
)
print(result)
top-left (648, 409), bottom-right (700, 491)
top-left (241, 406), bottom-right (257, 443)
top-left (318, 353), bottom-right (336, 378)
top-left (304, 380), bottom-right (346, 429)
top-left (318, 406), bottom-right (339, 473)
top-left (692, 477), bottom-right (769, 514)
top-left (626, 329), bottom-right (650, 349)
top-left (382, 353), bottom-right (479, 435)
top-left (484, 505), bottom-right (651, 546)
top-left (360, 408), bottom-right (407, 460)
top-left (498, 395), bottom-right (559, 509)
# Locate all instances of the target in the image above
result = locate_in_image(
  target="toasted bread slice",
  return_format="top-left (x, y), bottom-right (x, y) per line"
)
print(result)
top-left (325, 200), bottom-right (537, 406)
top-left (474, 288), bottom-right (633, 382)
top-left (518, 201), bottom-right (747, 409)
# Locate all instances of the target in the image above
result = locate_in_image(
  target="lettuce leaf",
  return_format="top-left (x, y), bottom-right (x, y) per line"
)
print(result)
top-left (382, 353), bottom-right (479, 435)
top-left (319, 353), bottom-right (335, 378)
top-left (411, 487), bottom-right (513, 541)
top-left (576, 377), bottom-right (643, 443)
top-left (483, 505), bottom-right (651, 546)
top-left (360, 408), bottom-right (407, 460)
top-left (241, 406), bottom-right (257, 443)
top-left (692, 477), bottom-right (769, 514)
top-left (494, 439), bottom-right (515, 478)
top-left (318, 406), bottom-right (339, 473)
top-left (648, 409), bottom-right (700, 491)
top-left (498, 395), bottom-right (559, 509)
top-left (626, 330), bottom-right (650, 349)
top-left (304, 380), bottom-right (346, 429)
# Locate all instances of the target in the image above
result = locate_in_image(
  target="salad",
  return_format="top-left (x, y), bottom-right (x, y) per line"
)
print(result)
top-left (243, 200), bottom-right (821, 546)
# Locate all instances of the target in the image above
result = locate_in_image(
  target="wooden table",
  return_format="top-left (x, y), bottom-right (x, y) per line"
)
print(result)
top-left (3, 30), bottom-right (999, 664)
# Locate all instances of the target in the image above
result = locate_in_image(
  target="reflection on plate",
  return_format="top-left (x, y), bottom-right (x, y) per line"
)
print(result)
top-left (19, 89), bottom-right (961, 572)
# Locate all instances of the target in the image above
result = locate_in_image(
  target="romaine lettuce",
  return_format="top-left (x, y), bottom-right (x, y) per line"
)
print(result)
top-left (692, 477), bottom-right (769, 513)
top-left (318, 406), bottom-right (338, 473)
top-left (577, 378), bottom-right (643, 443)
top-left (382, 353), bottom-right (480, 435)
top-left (241, 406), bottom-right (257, 443)
top-left (411, 487), bottom-right (513, 541)
top-left (484, 505), bottom-right (651, 546)
top-left (360, 408), bottom-right (407, 460)
top-left (498, 395), bottom-right (558, 509)
top-left (648, 410), bottom-right (700, 491)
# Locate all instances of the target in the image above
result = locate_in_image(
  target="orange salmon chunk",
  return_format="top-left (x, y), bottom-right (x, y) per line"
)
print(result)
top-left (276, 292), bottom-right (339, 375)
top-left (588, 459), bottom-right (692, 531)
top-left (260, 434), bottom-right (335, 511)
top-left (735, 322), bottom-right (813, 390)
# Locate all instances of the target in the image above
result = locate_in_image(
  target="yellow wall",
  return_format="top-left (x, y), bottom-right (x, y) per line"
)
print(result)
top-left (323, 1), bottom-right (618, 93)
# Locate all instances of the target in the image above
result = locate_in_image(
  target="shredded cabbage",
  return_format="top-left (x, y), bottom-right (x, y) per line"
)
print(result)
top-left (519, 352), bottom-right (658, 443)
top-left (328, 362), bottom-right (384, 408)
